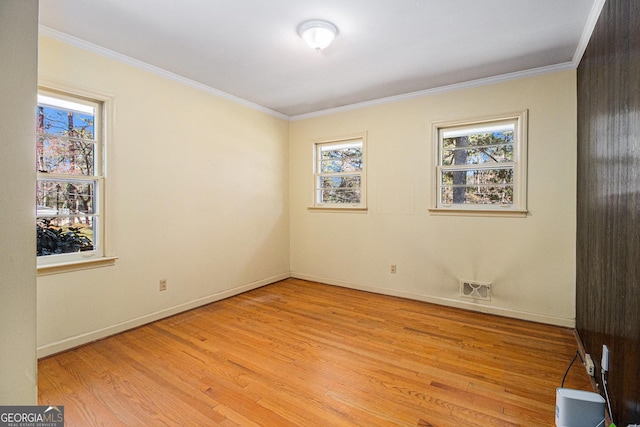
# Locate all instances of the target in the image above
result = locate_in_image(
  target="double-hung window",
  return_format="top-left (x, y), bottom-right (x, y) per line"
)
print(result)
top-left (36, 89), bottom-right (105, 266)
top-left (432, 111), bottom-right (528, 216)
top-left (313, 135), bottom-right (366, 209)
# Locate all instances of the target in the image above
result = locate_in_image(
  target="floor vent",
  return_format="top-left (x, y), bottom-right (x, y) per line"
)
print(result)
top-left (460, 280), bottom-right (491, 301)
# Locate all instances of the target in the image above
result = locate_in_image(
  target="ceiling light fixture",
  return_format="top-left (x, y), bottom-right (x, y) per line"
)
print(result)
top-left (297, 19), bottom-right (338, 51)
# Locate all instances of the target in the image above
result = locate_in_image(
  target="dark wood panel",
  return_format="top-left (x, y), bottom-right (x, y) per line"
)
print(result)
top-left (577, 0), bottom-right (640, 424)
top-left (39, 279), bottom-right (591, 426)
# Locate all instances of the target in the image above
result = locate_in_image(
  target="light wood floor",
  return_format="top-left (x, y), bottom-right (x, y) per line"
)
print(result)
top-left (38, 278), bottom-right (590, 426)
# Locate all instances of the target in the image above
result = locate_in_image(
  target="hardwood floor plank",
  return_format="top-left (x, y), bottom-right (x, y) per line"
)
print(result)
top-left (38, 279), bottom-right (591, 426)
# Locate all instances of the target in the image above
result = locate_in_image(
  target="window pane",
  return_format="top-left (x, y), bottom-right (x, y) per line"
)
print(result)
top-left (37, 180), bottom-right (96, 216)
top-left (441, 185), bottom-right (514, 205)
top-left (442, 144), bottom-right (513, 166)
top-left (319, 175), bottom-right (361, 190)
top-left (320, 158), bottom-right (362, 173)
top-left (37, 136), bottom-right (95, 175)
top-left (320, 144), bottom-right (362, 160)
top-left (319, 189), bottom-right (361, 204)
top-left (37, 216), bottom-right (95, 256)
top-left (318, 175), bottom-right (361, 204)
top-left (441, 168), bottom-right (513, 186)
top-left (37, 104), bottom-right (95, 140)
top-left (442, 125), bottom-right (513, 148)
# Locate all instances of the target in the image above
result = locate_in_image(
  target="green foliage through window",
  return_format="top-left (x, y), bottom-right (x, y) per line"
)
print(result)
top-left (36, 91), bottom-right (101, 258)
top-left (37, 218), bottom-right (94, 256)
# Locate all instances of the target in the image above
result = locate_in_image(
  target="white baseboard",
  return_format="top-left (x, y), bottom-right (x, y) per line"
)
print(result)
top-left (290, 272), bottom-right (576, 328)
top-left (39, 271), bottom-right (575, 358)
top-left (37, 273), bottom-right (290, 358)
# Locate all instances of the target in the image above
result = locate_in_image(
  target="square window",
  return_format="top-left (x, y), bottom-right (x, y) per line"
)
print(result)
top-left (432, 111), bottom-right (528, 215)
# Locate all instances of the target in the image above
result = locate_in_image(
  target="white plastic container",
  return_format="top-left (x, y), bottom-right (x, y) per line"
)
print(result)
top-left (555, 388), bottom-right (605, 427)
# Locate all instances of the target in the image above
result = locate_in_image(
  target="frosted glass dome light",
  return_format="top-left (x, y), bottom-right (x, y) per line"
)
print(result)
top-left (298, 20), bottom-right (338, 51)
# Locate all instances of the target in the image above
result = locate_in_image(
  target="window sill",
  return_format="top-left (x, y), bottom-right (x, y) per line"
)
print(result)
top-left (307, 206), bottom-right (368, 213)
top-left (428, 208), bottom-right (528, 218)
top-left (37, 256), bottom-right (119, 276)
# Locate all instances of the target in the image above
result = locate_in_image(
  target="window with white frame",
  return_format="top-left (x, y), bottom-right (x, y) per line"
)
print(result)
top-left (313, 135), bottom-right (366, 208)
top-left (36, 90), bottom-right (105, 264)
top-left (433, 111), bottom-right (528, 213)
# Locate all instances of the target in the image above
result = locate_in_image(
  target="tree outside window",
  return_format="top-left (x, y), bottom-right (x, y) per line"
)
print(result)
top-left (313, 135), bottom-right (366, 209)
top-left (36, 91), bottom-right (103, 259)
top-left (433, 111), bottom-right (528, 214)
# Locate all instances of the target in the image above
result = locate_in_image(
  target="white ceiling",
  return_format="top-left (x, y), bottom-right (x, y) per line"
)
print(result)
top-left (39, 0), bottom-right (599, 118)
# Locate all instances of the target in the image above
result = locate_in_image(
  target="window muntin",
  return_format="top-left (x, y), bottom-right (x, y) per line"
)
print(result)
top-left (434, 112), bottom-right (527, 211)
top-left (36, 91), bottom-right (104, 263)
top-left (314, 137), bottom-right (365, 208)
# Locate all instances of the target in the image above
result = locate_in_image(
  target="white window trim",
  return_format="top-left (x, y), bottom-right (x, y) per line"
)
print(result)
top-left (429, 110), bottom-right (528, 217)
top-left (309, 133), bottom-right (368, 211)
top-left (37, 80), bottom-right (117, 274)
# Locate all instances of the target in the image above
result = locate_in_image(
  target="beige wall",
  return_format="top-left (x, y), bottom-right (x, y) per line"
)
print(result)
top-left (289, 70), bottom-right (577, 327)
top-left (0, 0), bottom-right (39, 404)
top-left (35, 33), bottom-right (577, 359)
top-left (37, 36), bottom-right (290, 356)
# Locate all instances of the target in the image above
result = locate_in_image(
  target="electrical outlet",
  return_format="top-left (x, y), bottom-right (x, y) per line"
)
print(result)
top-left (159, 279), bottom-right (167, 291)
top-left (390, 264), bottom-right (397, 274)
top-left (584, 353), bottom-right (595, 376)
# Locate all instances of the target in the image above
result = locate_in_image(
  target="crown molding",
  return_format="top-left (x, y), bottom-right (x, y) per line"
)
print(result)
top-left (38, 26), bottom-right (289, 121)
top-left (572, 0), bottom-right (606, 66)
top-left (290, 62), bottom-right (575, 121)
top-left (41, 0), bottom-right (604, 125)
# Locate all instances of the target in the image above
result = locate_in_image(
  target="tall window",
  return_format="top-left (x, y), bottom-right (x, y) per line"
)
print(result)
top-left (433, 111), bottom-right (528, 214)
top-left (36, 90), bottom-right (104, 264)
top-left (313, 135), bottom-right (366, 209)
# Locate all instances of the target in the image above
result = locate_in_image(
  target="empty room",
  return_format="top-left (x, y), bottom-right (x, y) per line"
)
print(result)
top-left (1, 0), bottom-right (638, 426)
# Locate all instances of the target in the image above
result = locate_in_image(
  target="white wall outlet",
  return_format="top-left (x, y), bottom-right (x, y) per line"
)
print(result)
top-left (601, 344), bottom-right (609, 372)
top-left (159, 279), bottom-right (167, 291)
top-left (390, 264), bottom-right (397, 274)
top-left (584, 353), bottom-right (595, 376)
